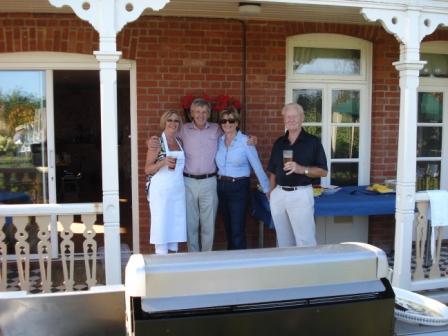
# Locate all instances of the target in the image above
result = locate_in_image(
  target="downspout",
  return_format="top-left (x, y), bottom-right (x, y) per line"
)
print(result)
top-left (237, 19), bottom-right (248, 132)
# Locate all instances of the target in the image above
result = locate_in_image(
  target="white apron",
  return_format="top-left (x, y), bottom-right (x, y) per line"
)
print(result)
top-left (149, 133), bottom-right (187, 244)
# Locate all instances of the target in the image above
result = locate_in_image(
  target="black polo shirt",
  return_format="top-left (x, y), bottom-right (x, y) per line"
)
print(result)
top-left (268, 130), bottom-right (328, 187)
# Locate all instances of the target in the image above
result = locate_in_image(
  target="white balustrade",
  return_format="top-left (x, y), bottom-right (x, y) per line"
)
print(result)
top-left (0, 203), bottom-right (103, 293)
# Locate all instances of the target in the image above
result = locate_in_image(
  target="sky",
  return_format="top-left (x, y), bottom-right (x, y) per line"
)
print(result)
top-left (0, 71), bottom-right (45, 98)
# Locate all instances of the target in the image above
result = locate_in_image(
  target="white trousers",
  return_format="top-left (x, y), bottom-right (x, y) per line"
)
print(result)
top-left (155, 242), bottom-right (178, 255)
top-left (270, 185), bottom-right (316, 247)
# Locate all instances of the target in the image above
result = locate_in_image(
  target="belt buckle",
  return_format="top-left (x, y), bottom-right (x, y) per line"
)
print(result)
top-left (281, 186), bottom-right (295, 191)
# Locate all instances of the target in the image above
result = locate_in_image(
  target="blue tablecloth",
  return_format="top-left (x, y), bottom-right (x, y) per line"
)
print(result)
top-left (0, 191), bottom-right (31, 225)
top-left (0, 191), bottom-right (31, 204)
top-left (251, 186), bottom-right (396, 229)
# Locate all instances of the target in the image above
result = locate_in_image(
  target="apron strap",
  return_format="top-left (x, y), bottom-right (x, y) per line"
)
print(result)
top-left (162, 132), bottom-right (183, 154)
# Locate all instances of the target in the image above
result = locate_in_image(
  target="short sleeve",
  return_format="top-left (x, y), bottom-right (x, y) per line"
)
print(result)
top-left (267, 142), bottom-right (278, 174)
top-left (314, 141), bottom-right (328, 171)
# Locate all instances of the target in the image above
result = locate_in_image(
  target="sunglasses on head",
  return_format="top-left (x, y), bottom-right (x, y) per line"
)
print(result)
top-left (219, 119), bottom-right (236, 124)
top-left (167, 118), bottom-right (180, 123)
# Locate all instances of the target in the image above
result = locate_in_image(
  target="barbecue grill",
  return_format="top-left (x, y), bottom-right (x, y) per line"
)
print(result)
top-left (125, 243), bottom-right (394, 335)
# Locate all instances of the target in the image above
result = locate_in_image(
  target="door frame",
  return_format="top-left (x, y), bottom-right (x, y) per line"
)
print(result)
top-left (0, 52), bottom-right (140, 253)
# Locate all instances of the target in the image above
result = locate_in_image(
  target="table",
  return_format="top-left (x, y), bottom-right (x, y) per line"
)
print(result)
top-left (0, 190), bottom-right (31, 204)
top-left (251, 186), bottom-right (396, 246)
top-left (315, 185), bottom-right (396, 216)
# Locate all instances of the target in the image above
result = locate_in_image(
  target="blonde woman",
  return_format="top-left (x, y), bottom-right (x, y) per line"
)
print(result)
top-left (145, 111), bottom-right (186, 254)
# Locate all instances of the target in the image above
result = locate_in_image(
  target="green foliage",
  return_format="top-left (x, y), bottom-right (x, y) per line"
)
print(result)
top-left (0, 89), bottom-right (40, 136)
top-left (0, 134), bottom-right (17, 155)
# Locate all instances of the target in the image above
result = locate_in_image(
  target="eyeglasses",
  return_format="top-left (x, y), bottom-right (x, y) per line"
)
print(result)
top-left (219, 119), bottom-right (236, 124)
top-left (167, 119), bottom-right (180, 123)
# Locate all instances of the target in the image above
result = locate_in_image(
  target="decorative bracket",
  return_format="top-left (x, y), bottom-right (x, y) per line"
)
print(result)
top-left (361, 8), bottom-right (447, 60)
top-left (49, 0), bottom-right (170, 50)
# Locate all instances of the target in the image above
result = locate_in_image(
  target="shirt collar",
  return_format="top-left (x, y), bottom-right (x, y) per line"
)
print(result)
top-left (220, 130), bottom-right (241, 142)
top-left (281, 129), bottom-right (305, 145)
top-left (189, 121), bottom-right (210, 130)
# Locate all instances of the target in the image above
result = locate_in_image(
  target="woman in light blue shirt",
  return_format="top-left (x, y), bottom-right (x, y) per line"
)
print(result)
top-left (215, 108), bottom-right (270, 249)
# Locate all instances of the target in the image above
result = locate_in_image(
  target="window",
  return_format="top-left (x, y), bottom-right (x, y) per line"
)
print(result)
top-left (0, 71), bottom-right (48, 204)
top-left (286, 34), bottom-right (372, 187)
top-left (418, 42), bottom-right (448, 191)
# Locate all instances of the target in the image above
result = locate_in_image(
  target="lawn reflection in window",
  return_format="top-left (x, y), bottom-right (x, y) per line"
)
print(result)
top-left (417, 161), bottom-right (440, 191)
top-left (293, 89), bottom-right (322, 123)
top-left (417, 126), bottom-right (442, 157)
top-left (331, 126), bottom-right (359, 159)
top-left (331, 162), bottom-right (358, 187)
top-left (303, 126), bottom-right (321, 139)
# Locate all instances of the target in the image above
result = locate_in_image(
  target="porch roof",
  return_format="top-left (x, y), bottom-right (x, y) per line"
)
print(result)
top-left (0, 0), bottom-right (378, 25)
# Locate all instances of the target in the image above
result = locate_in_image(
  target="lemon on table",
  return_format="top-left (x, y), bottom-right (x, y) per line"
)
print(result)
top-left (313, 186), bottom-right (323, 197)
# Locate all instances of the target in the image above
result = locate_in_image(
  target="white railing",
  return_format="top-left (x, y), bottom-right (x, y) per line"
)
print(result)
top-left (0, 203), bottom-right (109, 293)
top-left (409, 192), bottom-right (448, 292)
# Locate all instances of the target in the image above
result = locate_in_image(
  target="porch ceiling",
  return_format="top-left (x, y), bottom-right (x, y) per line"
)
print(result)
top-left (1, 0), bottom-right (371, 25)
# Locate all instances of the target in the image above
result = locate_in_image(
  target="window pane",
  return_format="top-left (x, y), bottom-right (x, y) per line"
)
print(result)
top-left (293, 47), bottom-right (360, 75)
top-left (293, 89), bottom-right (322, 122)
top-left (331, 126), bottom-right (359, 159)
top-left (418, 92), bottom-right (443, 123)
top-left (332, 90), bottom-right (360, 123)
top-left (417, 161), bottom-right (440, 191)
top-left (0, 71), bottom-right (47, 204)
top-left (331, 162), bottom-right (358, 186)
top-left (303, 126), bottom-right (321, 139)
top-left (417, 126), bottom-right (442, 157)
top-left (420, 53), bottom-right (448, 78)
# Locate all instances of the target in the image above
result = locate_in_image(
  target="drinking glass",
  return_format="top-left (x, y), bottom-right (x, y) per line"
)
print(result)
top-left (283, 150), bottom-right (293, 165)
top-left (168, 156), bottom-right (177, 170)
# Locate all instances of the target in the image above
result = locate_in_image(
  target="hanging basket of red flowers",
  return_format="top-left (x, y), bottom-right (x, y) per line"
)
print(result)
top-left (181, 94), bottom-right (241, 123)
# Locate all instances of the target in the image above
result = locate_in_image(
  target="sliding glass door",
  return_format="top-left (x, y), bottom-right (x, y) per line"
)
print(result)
top-left (0, 71), bottom-right (48, 205)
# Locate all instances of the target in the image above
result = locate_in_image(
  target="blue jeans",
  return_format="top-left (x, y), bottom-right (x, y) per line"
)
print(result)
top-left (217, 177), bottom-right (250, 250)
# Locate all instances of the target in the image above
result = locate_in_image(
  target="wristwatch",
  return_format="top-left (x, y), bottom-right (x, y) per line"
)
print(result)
top-left (304, 167), bottom-right (309, 175)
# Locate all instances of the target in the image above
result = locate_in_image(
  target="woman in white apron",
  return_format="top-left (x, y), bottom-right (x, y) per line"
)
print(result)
top-left (145, 111), bottom-right (186, 254)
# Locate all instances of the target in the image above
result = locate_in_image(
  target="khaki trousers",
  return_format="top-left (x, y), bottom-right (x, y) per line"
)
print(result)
top-left (270, 185), bottom-right (316, 247)
top-left (184, 176), bottom-right (218, 251)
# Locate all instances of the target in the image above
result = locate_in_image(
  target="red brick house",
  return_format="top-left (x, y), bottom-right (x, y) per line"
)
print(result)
top-left (1, 0), bottom-right (448, 294)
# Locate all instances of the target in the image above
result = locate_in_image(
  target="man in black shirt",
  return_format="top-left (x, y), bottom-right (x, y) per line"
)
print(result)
top-left (268, 103), bottom-right (328, 247)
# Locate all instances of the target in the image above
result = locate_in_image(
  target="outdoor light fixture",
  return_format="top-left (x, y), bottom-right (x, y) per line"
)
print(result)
top-left (238, 2), bottom-right (261, 15)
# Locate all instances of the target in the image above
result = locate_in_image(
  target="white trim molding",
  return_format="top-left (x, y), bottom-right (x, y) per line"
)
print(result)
top-left (361, 8), bottom-right (447, 61)
top-left (49, 0), bottom-right (169, 51)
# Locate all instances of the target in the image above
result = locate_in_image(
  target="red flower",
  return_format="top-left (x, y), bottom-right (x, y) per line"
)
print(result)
top-left (181, 95), bottom-right (194, 110)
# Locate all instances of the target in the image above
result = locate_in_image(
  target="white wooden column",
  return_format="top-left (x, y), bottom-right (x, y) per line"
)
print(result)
top-left (95, 50), bottom-right (122, 284)
top-left (361, 8), bottom-right (447, 289)
top-left (49, 0), bottom-right (169, 284)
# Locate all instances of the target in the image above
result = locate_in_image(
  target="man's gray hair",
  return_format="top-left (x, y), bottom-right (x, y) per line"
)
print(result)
top-left (191, 97), bottom-right (211, 113)
top-left (281, 103), bottom-right (304, 116)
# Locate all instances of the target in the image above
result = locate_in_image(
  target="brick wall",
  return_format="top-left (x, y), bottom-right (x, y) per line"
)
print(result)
top-left (0, 14), bottom-right (98, 53)
top-left (2, 13), bottom-right (448, 253)
top-left (119, 17), bottom-right (406, 252)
